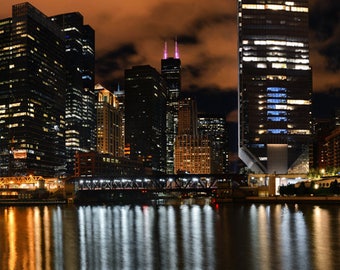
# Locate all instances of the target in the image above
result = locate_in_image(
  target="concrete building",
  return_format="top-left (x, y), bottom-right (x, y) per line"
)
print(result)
top-left (95, 84), bottom-right (124, 157)
top-left (198, 114), bottom-right (228, 173)
top-left (174, 98), bottom-right (212, 174)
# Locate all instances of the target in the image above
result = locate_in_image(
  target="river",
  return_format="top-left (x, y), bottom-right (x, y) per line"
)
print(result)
top-left (1, 201), bottom-right (340, 270)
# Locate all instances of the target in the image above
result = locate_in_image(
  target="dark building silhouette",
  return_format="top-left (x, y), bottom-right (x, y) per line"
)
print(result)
top-left (74, 151), bottom-right (144, 178)
top-left (238, 0), bottom-right (312, 174)
top-left (0, 3), bottom-right (66, 177)
top-left (161, 40), bottom-right (181, 174)
top-left (51, 12), bottom-right (96, 176)
top-left (124, 65), bottom-right (167, 174)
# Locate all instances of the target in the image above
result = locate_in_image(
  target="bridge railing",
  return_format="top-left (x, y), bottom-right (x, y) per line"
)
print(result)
top-left (68, 174), bottom-right (242, 191)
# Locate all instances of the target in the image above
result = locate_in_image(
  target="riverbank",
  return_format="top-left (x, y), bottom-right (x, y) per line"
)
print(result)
top-left (212, 195), bottom-right (340, 204)
top-left (241, 195), bottom-right (340, 204)
top-left (0, 199), bottom-right (67, 206)
top-left (2, 195), bottom-right (340, 206)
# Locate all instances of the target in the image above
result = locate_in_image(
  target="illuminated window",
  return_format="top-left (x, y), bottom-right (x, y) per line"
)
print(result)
top-left (268, 129), bottom-right (287, 134)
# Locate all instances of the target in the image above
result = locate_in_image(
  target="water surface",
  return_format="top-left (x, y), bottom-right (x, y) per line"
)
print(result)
top-left (1, 202), bottom-right (340, 270)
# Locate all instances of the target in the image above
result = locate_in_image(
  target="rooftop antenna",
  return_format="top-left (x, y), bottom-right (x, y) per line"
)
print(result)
top-left (163, 41), bottom-right (168, 59)
top-left (175, 38), bottom-right (179, 59)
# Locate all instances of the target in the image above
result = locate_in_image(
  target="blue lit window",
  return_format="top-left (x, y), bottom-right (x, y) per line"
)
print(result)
top-left (267, 93), bottom-right (287, 98)
top-left (268, 129), bottom-right (287, 134)
top-left (267, 99), bottom-right (287, 104)
top-left (268, 117), bottom-right (287, 121)
top-left (267, 105), bottom-right (276, 109)
top-left (267, 110), bottom-right (286, 116)
top-left (267, 87), bottom-right (287, 92)
top-left (251, 144), bottom-right (265, 148)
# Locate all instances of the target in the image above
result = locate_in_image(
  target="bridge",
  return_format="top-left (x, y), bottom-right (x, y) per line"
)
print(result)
top-left (68, 173), bottom-right (245, 191)
top-left (67, 174), bottom-right (245, 202)
top-left (0, 175), bottom-right (45, 188)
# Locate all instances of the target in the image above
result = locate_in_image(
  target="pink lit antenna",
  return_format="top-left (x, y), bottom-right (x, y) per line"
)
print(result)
top-left (174, 38), bottom-right (179, 59)
top-left (163, 41), bottom-right (168, 59)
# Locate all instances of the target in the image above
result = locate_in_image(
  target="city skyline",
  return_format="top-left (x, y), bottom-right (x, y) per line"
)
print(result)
top-left (2, 0), bottom-right (340, 123)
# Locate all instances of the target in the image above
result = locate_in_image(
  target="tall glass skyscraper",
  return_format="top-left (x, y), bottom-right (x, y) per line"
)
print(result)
top-left (125, 65), bottom-right (167, 174)
top-left (238, 0), bottom-right (312, 174)
top-left (161, 41), bottom-right (181, 174)
top-left (51, 13), bottom-right (96, 176)
top-left (0, 3), bottom-right (66, 177)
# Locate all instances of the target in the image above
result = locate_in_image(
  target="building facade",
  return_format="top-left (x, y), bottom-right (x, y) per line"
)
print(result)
top-left (95, 84), bottom-right (124, 157)
top-left (238, 0), bottom-right (312, 174)
top-left (324, 128), bottom-right (340, 169)
top-left (174, 98), bottom-right (212, 174)
top-left (161, 41), bottom-right (181, 174)
top-left (124, 65), bottom-right (167, 174)
top-left (198, 114), bottom-right (228, 173)
top-left (0, 3), bottom-right (66, 177)
top-left (74, 151), bottom-right (144, 178)
top-left (51, 12), bottom-right (96, 176)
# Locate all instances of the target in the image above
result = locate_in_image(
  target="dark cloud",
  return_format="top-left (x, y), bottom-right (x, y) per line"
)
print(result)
top-left (310, 0), bottom-right (340, 40)
top-left (2, 0), bottom-right (340, 95)
top-left (96, 44), bottom-right (138, 86)
top-left (181, 87), bottom-right (237, 117)
top-left (177, 35), bottom-right (198, 45)
top-left (309, 0), bottom-right (340, 91)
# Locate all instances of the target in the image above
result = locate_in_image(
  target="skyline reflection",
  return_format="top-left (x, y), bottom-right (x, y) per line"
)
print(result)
top-left (1, 203), bottom-right (340, 269)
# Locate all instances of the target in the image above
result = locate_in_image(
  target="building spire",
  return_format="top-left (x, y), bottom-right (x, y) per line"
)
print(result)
top-left (163, 41), bottom-right (168, 59)
top-left (174, 38), bottom-right (179, 59)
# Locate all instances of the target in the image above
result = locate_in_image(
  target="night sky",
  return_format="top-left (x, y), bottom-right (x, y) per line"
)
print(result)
top-left (1, 0), bottom-right (340, 122)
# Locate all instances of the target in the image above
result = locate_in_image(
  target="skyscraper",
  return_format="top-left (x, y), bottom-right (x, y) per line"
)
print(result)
top-left (198, 114), bottom-right (228, 173)
top-left (124, 65), bottom-right (167, 174)
top-left (51, 12), bottom-right (96, 176)
top-left (175, 98), bottom-right (212, 174)
top-left (238, 0), bottom-right (312, 174)
top-left (0, 3), bottom-right (66, 177)
top-left (95, 84), bottom-right (124, 157)
top-left (161, 40), bottom-right (181, 174)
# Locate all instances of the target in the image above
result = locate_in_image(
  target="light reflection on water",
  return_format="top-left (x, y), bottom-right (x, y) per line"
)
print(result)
top-left (1, 203), bottom-right (340, 270)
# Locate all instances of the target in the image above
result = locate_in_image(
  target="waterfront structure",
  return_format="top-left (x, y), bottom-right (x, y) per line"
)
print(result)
top-left (323, 127), bottom-right (340, 169)
top-left (74, 151), bottom-right (144, 178)
top-left (124, 65), bottom-right (167, 174)
top-left (0, 3), bottom-right (66, 177)
top-left (174, 98), bottom-right (212, 174)
top-left (161, 40), bottom-right (181, 174)
top-left (51, 12), bottom-right (96, 176)
top-left (198, 114), bottom-right (228, 173)
top-left (238, 0), bottom-right (312, 174)
top-left (95, 84), bottom-right (124, 157)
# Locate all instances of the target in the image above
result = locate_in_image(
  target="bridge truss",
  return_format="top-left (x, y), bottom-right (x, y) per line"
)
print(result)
top-left (68, 174), bottom-right (243, 192)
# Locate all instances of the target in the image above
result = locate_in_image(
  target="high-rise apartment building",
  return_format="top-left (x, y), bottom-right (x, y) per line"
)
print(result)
top-left (124, 65), bottom-right (167, 174)
top-left (174, 98), bottom-right (212, 174)
top-left (51, 12), bottom-right (96, 176)
top-left (95, 84), bottom-right (124, 157)
top-left (113, 83), bottom-right (125, 146)
top-left (198, 114), bottom-right (228, 173)
top-left (0, 3), bottom-right (66, 177)
top-left (161, 40), bottom-right (181, 174)
top-left (238, 0), bottom-right (312, 174)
